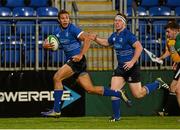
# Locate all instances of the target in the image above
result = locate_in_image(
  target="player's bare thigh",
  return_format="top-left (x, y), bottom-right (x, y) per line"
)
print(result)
top-left (111, 76), bottom-right (125, 90)
top-left (77, 72), bottom-right (93, 88)
top-left (77, 73), bottom-right (103, 95)
top-left (54, 64), bottom-right (74, 81)
top-left (170, 78), bottom-right (180, 93)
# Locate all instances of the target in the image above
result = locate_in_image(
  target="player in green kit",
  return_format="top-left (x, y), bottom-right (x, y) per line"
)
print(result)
top-left (159, 21), bottom-right (180, 108)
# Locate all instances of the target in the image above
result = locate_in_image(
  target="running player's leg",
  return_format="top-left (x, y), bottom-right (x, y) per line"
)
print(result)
top-left (128, 64), bottom-right (160, 98)
top-left (41, 64), bottom-right (74, 117)
top-left (170, 63), bottom-right (180, 107)
top-left (129, 78), bottom-right (168, 99)
top-left (175, 79), bottom-right (180, 108)
top-left (170, 79), bottom-right (180, 108)
top-left (77, 73), bottom-right (130, 122)
top-left (129, 82), bottom-right (146, 98)
top-left (156, 78), bottom-right (169, 89)
top-left (129, 79), bottom-right (164, 99)
top-left (76, 72), bottom-right (103, 95)
top-left (77, 73), bottom-right (122, 97)
top-left (109, 76), bottom-right (125, 122)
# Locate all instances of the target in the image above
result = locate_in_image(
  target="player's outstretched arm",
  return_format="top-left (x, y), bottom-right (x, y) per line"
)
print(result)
top-left (89, 33), bottom-right (109, 47)
top-left (159, 47), bottom-right (170, 60)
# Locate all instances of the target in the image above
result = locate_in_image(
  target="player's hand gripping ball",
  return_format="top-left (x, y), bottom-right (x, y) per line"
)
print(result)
top-left (47, 35), bottom-right (59, 51)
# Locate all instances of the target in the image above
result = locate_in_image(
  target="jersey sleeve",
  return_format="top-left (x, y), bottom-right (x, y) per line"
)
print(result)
top-left (52, 27), bottom-right (59, 35)
top-left (108, 33), bottom-right (114, 45)
top-left (70, 24), bottom-right (83, 38)
top-left (127, 32), bottom-right (138, 46)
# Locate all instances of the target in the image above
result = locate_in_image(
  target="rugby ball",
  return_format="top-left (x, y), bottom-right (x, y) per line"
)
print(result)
top-left (47, 35), bottom-right (59, 51)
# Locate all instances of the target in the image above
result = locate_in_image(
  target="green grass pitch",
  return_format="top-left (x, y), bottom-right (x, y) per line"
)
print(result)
top-left (0, 116), bottom-right (179, 129)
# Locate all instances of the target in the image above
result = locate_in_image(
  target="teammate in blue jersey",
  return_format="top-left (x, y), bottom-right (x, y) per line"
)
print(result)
top-left (41, 10), bottom-right (131, 118)
top-left (91, 13), bottom-right (169, 121)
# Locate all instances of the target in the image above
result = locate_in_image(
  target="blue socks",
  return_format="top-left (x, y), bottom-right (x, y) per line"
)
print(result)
top-left (103, 87), bottom-right (121, 119)
top-left (112, 98), bottom-right (121, 119)
top-left (103, 87), bottom-right (120, 97)
top-left (145, 81), bottom-right (159, 94)
top-left (53, 90), bottom-right (63, 112)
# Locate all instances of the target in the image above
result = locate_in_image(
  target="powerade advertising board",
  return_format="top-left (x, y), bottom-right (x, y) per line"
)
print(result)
top-left (0, 71), bottom-right (85, 117)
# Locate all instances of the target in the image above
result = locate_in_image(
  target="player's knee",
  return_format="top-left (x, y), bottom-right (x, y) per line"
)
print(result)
top-left (133, 94), bottom-right (143, 99)
top-left (84, 86), bottom-right (94, 94)
top-left (53, 74), bottom-right (63, 82)
top-left (176, 91), bottom-right (180, 96)
top-left (170, 85), bottom-right (177, 93)
top-left (176, 87), bottom-right (180, 95)
top-left (86, 89), bottom-right (93, 94)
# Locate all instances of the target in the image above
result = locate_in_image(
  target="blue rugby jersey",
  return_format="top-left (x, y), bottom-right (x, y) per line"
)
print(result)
top-left (53, 23), bottom-right (83, 60)
top-left (108, 28), bottom-right (138, 67)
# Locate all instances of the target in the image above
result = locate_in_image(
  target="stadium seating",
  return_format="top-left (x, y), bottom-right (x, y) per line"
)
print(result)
top-left (12, 7), bottom-right (35, 31)
top-left (13, 7), bottom-right (35, 39)
top-left (13, 7), bottom-right (34, 17)
top-left (137, 6), bottom-right (147, 16)
top-left (175, 7), bottom-right (180, 16)
top-left (13, 7), bottom-right (35, 33)
top-left (40, 21), bottom-right (59, 35)
top-left (116, 0), bottom-right (139, 11)
top-left (0, 5), bottom-right (22, 68)
top-left (0, 6), bottom-right (12, 65)
top-left (12, 7), bottom-right (36, 66)
top-left (0, 8), bottom-right (22, 66)
top-left (152, 20), bottom-right (167, 35)
top-left (1, 42), bottom-right (21, 65)
top-left (141, 0), bottom-right (159, 8)
top-left (139, 20), bottom-right (148, 34)
top-left (29, 0), bottom-right (50, 8)
top-left (149, 6), bottom-right (171, 17)
top-left (36, 7), bottom-right (58, 17)
top-left (5, 0), bottom-right (25, 7)
top-left (166, 0), bottom-right (180, 7)
top-left (127, 6), bottom-right (148, 34)
top-left (149, 6), bottom-right (170, 37)
top-left (126, 7), bottom-right (132, 16)
top-left (0, 7), bottom-right (11, 16)
top-left (175, 7), bottom-right (180, 23)
top-left (37, 7), bottom-right (59, 35)
top-left (23, 43), bottom-right (34, 65)
top-left (127, 0), bottom-right (132, 7)
top-left (126, 6), bottom-right (147, 16)
top-left (0, 7), bottom-right (12, 37)
top-left (15, 21), bottom-right (35, 35)
top-left (136, 6), bottom-right (148, 33)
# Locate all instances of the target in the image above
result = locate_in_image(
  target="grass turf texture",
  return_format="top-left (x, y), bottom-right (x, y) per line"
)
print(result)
top-left (0, 116), bottom-right (179, 129)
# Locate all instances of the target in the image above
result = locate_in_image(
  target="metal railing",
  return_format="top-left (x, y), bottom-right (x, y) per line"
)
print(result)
top-left (0, 16), bottom-right (179, 71)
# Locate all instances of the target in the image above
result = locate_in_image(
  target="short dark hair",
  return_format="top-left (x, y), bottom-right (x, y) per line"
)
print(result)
top-left (58, 10), bottom-right (69, 18)
top-left (165, 21), bottom-right (179, 30)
